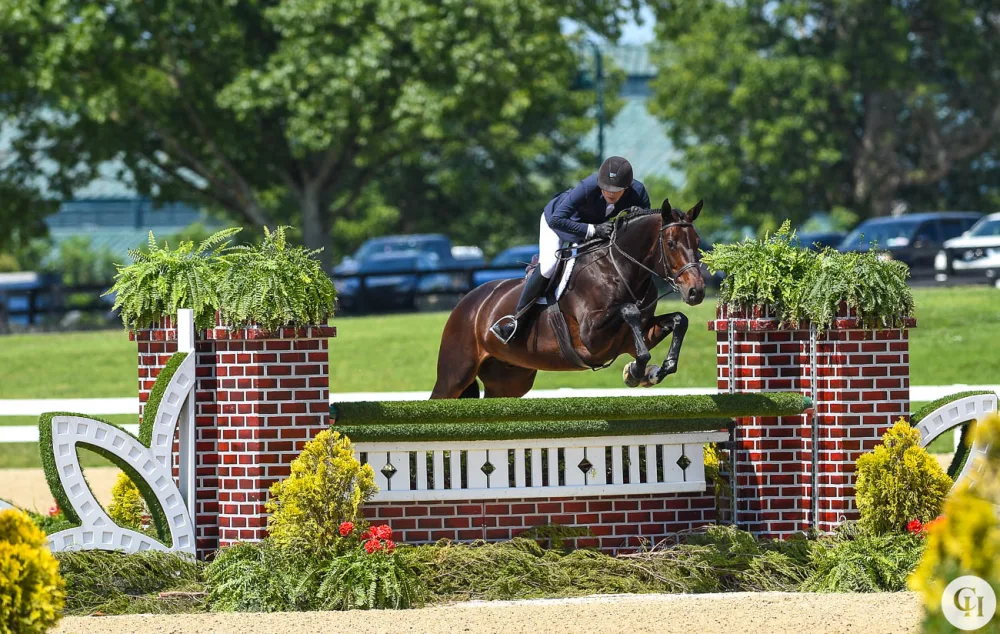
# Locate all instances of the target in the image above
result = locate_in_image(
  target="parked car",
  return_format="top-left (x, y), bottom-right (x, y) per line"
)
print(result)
top-left (451, 245), bottom-right (488, 268)
top-left (794, 231), bottom-right (847, 251)
top-left (934, 212), bottom-right (1000, 288)
top-left (837, 212), bottom-right (983, 280)
top-left (333, 234), bottom-right (473, 277)
top-left (471, 245), bottom-right (538, 288)
top-left (334, 250), bottom-right (468, 313)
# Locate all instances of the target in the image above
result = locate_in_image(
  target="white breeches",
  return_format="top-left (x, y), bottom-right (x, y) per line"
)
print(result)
top-left (538, 213), bottom-right (563, 278)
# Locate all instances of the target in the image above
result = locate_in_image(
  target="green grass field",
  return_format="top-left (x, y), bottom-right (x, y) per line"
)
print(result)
top-left (0, 287), bottom-right (996, 399)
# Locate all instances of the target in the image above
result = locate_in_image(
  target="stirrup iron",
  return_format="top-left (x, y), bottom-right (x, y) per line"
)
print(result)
top-left (490, 315), bottom-right (518, 344)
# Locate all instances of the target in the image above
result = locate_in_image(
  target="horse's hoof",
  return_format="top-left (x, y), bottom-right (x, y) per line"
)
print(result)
top-left (638, 366), bottom-right (661, 388)
top-left (623, 363), bottom-right (641, 388)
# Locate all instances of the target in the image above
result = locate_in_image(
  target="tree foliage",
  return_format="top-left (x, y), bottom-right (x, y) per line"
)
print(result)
top-left (648, 0), bottom-right (1000, 231)
top-left (1, 0), bottom-right (637, 266)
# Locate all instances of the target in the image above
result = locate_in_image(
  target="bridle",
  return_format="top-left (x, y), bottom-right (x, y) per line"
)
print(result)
top-left (559, 213), bottom-right (701, 311)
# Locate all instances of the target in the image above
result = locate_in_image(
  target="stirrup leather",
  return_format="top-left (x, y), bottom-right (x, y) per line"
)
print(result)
top-left (490, 315), bottom-right (518, 344)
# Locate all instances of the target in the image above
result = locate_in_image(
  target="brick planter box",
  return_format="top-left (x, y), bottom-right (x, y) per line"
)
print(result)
top-left (132, 316), bottom-right (336, 557)
top-left (710, 303), bottom-right (916, 537)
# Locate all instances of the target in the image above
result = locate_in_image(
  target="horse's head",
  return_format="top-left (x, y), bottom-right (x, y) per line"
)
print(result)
top-left (658, 198), bottom-right (705, 305)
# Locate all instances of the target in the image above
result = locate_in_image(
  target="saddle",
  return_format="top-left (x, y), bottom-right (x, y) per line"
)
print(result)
top-left (518, 249), bottom-right (593, 369)
top-left (523, 250), bottom-right (577, 305)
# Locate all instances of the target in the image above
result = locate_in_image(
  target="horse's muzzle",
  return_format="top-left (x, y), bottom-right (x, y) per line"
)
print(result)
top-left (684, 286), bottom-right (705, 305)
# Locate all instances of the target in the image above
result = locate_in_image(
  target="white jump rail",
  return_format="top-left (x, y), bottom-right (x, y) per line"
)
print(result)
top-left (355, 431), bottom-right (729, 502)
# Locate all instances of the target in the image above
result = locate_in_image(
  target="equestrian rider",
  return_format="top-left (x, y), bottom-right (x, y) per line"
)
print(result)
top-left (490, 156), bottom-right (651, 343)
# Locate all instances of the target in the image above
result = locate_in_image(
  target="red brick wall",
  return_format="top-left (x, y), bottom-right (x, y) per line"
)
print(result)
top-left (366, 491), bottom-right (716, 553)
top-left (133, 317), bottom-right (335, 557)
top-left (710, 303), bottom-right (915, 537)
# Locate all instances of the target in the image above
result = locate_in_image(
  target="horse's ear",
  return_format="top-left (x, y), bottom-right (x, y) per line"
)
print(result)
top-left (660, 198), bottom-right (671, 214)
top-left (686, 200), bottom-right (704, 223)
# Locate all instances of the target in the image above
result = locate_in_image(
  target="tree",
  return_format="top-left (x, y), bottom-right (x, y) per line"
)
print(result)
top-left (647, 0), bottom-right (1000, 231)
top-left (2, 0), bottom-right (638, 268)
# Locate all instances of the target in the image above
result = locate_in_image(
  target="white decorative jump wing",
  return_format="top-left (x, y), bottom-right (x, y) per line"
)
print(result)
top-left (43, 350), bottom-right (197, 555)
top-left (917, 392), bottom-right (998, 491)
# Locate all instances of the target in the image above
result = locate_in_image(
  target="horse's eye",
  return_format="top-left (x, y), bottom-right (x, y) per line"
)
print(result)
top-left (667, 240), bottom-right (676, 248)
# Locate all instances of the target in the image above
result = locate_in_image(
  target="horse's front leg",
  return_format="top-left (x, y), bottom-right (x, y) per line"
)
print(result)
top-left (619, 304), bottom-right (651, 388)
top-left (643, 311), bottom-right (688, 385)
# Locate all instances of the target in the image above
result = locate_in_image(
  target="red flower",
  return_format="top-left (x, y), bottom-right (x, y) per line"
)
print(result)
top-left (384, 540), bottom-right (396, 553)
top-left (339, 522), bottom-right (354, 537)
top-left (360, 530), bottom-right (372, 540)
top-left (48, 503), bottom-right (60, 517)
top-left (907, 519), bottom-right (923, 535)
top-left (364, 538), bottom-right (382, 554)
top-left (374, 525), bottom-right (393, 540)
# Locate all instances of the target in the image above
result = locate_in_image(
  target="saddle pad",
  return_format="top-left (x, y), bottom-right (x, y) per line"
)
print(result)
top-left (536, 247), bottom-right (577, 305)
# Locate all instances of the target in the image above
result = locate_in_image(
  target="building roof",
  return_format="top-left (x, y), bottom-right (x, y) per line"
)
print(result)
top-left (582, 97), bottom-right (682, 186)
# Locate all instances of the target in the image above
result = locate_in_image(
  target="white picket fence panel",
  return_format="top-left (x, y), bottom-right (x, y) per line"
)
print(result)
top-left (355, 431), bottom-right (729, 502)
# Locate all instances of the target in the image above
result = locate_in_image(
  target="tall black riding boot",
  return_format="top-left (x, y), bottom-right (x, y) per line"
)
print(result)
top-left (490, 267), bottom-right (550, 343)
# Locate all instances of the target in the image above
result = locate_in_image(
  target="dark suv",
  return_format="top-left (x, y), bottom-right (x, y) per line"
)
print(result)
top-left (838, 212), bottom-right (983, 280)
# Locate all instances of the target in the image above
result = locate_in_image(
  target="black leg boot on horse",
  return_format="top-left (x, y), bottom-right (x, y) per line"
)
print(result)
top-left (490, 266), bottom-right (550, 343)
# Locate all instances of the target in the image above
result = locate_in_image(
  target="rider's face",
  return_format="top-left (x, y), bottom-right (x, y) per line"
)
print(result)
top-left (601, 189), bottom-right (624, 204)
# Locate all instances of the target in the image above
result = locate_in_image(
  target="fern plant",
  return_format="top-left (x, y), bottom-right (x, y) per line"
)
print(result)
top-left (702, 220), bottom-right (915, 329)
top-left (105, 228), bottom-right (240, 330)
top-left (801, 248), bottom-right (914, 328)
top-left (701, 221), bottom-right (817, 323)
top-left (219, 226), bottom-right (336, 331)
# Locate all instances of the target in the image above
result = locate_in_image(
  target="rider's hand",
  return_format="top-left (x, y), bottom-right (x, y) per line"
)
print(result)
top-left (592, 221), bottom-right (614, 240)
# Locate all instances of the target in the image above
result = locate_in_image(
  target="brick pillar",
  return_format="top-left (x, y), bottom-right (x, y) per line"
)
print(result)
top-left (134, 318), bottom-right (336, 557)
top-left (710, 303), bottom-right (915, 537)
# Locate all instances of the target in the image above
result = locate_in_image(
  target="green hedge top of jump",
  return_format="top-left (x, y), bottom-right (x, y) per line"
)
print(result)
top-left (333, 417), bottom-right (733, 443)
top-left (331, 392), bottom-right (811, 426)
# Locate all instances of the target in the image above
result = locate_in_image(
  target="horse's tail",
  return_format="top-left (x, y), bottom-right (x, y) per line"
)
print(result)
top-left (459, 380), bottom-right (481, 399)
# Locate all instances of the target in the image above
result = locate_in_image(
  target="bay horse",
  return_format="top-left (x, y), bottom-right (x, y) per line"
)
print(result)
top-left (430, 199), bottom-right (706, 399)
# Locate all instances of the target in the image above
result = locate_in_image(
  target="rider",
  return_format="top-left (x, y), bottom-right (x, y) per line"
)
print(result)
top-left (490, 156), bottom-right (651, 343)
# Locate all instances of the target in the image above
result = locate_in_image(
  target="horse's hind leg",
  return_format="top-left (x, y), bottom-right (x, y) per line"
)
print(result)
top-left (430, 323), bottom-right (484, 399)
top-left (478, 357), bottom-right (537, 398)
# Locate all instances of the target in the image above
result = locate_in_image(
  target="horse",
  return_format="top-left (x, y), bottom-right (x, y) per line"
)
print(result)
top-left (430, 199), bottom-right (706, 399)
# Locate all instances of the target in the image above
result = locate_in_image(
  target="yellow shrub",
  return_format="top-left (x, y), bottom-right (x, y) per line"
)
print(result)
top-left (0, 509), bottom-right (65, 634)
top-left (266, 430), bottom-right (377, 554)
top-left (108, 472), bottom-right (147, 531)
top-left (855, 419), bottom-right (952, 534)
top-left (909, 414), bottom-right (1000, 632)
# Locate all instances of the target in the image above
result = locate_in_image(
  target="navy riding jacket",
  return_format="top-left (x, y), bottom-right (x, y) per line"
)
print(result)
top-left (543, 173), bottom-right (652, 243)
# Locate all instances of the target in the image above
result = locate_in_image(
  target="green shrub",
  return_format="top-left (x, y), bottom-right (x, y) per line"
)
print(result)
top-left (57, 549), bottom-right (206, 616)
top-left (265, 430), bottom-right (377, 555)
top-left (205, 541), bottom-right (311, 612)
top-left (802, 522), bottom-right (925, 592)
top-left (684, 525), bottom-right (812, 591)
top-left (218, 226), bottom-right (335, 330)
top-left (0, 509), bottom-right (65, 633)
top-left (316, 545), bottom-right (417, 610)
top-left (855, 419), bottom-right (952, 534)
top-left (108, 472), bottom-right (147, 532)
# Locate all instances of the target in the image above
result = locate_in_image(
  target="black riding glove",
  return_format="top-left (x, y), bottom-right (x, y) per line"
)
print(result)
top-left (592, 221), bottom-right (614, 240)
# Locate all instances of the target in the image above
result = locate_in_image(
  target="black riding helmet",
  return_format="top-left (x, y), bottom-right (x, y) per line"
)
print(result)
top-left (597, 156), bottom-right (633, 192)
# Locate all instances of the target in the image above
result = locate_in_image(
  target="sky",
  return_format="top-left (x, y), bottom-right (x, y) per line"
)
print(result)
top-left (619, 6), bottom-right (656, 44)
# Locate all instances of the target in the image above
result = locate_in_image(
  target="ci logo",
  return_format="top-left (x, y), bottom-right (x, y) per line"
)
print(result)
top-left (943, 576), bottom-right (997, 630)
